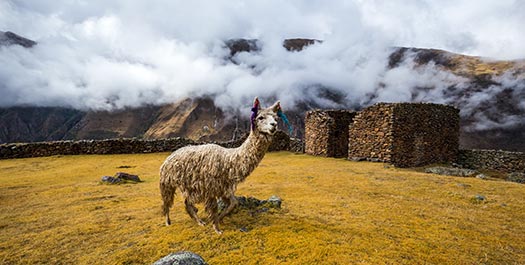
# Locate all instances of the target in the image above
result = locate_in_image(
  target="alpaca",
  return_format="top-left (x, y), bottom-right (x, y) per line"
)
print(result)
top-left (159, 98), bottom-right (282, 234)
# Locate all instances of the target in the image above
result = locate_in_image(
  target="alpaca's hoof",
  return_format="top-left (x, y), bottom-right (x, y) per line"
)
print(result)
top-left (197, 220), bottom-right (206, 226)
top-left (213, 224), bottom-right (223, 235)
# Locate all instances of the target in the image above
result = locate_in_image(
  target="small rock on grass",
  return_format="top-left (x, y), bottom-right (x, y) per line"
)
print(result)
top-left (101, 172), bottom-right (141, 184)
top-left (471, 194), bottom-right (486, 204)
top-left (101, 176), bottom-right (121, 184)
top-left (153, 251), bottom-right (207, 265)
top-left (115, 172), bottom-right (141, 182)
top-left (267, 195), bottom-right (282, 208)
top-left (476, 174), bottom-right (487, 180)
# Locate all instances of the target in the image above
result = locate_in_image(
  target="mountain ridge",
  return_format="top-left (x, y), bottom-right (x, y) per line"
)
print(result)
top-left (1, 34), bottom-right (524, 151)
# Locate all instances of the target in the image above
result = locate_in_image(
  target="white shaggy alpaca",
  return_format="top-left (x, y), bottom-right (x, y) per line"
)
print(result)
top-left (159, 98), bottom-right (281, 234)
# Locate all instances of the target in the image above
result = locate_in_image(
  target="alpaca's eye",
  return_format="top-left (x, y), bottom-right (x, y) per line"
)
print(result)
top-left (258, 116), bottom-right (264, 120)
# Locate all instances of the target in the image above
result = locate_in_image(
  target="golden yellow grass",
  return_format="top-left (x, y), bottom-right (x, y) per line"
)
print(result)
top-left (1, 152), bottom-right (525, 264)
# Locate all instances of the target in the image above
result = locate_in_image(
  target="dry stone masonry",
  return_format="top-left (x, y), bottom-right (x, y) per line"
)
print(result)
top-left (348, 103), bottom-right (460, 167)
top-left (304, 110), bottom-right (356, 158)
top-left (0, 131), bottom-right (297, 160)
top-left (348, 104), bottom-right (395, 162)
top-left (0, 138), bottom-right (195, 159)
top-left (304, 103), bottom-right (524, 173)
top-left (457, 149), bottom-right (525, 173)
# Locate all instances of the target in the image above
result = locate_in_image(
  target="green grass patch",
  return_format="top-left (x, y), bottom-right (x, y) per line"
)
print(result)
top-left (1, 152), bottom-right (524, 264)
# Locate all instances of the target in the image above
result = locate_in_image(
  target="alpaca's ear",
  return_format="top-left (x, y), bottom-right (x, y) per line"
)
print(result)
top-left (270, 101), bottom-right (281, 112)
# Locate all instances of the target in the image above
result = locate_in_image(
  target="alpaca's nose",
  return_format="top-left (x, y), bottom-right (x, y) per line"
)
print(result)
top-left (270, 121), bottom-right (277, 127)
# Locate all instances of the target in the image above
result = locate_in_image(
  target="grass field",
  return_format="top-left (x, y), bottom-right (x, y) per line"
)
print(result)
top-left (1, 152), bottom-right (525, 264)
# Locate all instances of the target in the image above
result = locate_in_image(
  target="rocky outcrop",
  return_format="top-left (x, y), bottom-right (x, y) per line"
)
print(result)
top-left (283, 38), bottom-right (321, 51)
top-left (225, 39), bottom-right (260, 56)
top-left (225, 38), bottom-right (320, 56)
top-left (0, 31), bottom-right (36, 48)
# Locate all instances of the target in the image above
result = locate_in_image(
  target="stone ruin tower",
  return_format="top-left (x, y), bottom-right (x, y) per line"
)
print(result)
top-left (348, 103), bottom-right (460, 167)
top-left (304, 110), bottom-right (356, 158)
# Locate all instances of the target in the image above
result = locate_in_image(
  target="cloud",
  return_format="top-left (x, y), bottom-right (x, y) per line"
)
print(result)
top-left (0, 0), bottom-right (524, 131)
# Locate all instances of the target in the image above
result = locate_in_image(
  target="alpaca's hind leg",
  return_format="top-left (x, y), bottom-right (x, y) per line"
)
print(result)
top-left (165, 212), bottom-right (171, 226)
top-left (184, 198), bottom-right (206, 226)
top-left (205, 199), bottom-right (222, 234)
top-left (218, 195), bottom-right (238, 221)
top-left (160, 182), bottom-right (174, 226)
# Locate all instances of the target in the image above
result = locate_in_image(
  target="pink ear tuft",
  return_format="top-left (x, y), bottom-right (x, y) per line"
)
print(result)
top-left (251, 97), bottom-right (260, 131)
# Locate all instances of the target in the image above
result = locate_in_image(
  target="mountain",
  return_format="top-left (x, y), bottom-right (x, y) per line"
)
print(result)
top-left (387, 47), bottom-right (525, 151)
top-left (0, 98), bottom-right (244, 143)
top-left (0, 34), bottom-right (524, 151)
top-left (0, 107), bottom-right (83, 143)
top-left (0, 31), bottom-right (37, 48)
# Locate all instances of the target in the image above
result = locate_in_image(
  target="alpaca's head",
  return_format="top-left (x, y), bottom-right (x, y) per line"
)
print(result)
top-left (252, 99), bottom-right (280, 136)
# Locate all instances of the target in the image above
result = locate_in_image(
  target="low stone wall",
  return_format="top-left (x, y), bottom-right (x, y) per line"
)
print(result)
top-left (0, 138), bottom-right (196, 159)
top-left (457, 149), bottom-right (525, 173)
top-left (0, 132), bottom-right (298, 160)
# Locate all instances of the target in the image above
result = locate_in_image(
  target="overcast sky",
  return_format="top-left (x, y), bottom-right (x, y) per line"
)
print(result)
top-left (0, 0), bottom-right (524, 117)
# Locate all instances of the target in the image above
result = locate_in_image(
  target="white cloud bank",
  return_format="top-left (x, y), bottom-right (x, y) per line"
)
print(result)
top-left (0, 0), bottom-right (524, 130)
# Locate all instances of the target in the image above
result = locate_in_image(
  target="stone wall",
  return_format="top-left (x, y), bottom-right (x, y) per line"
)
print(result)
top-left (348, 104), bottom-right (395, 162)
top-left (457, 149), bottom-right (525, 173)
top-left (0, 132), bottom-right (297, 160)
top-left (391, 103), bottom-right (459, 167)
top-left (348, 103), bottom-right (459, 167)
top-left (0, 138), bottom-right (196, 159)
top-left (304, 110), bottom-right (356, 158)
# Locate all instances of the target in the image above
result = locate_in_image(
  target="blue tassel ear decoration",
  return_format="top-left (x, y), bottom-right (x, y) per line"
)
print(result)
top-left (277, 108), bottom-right (293, 135)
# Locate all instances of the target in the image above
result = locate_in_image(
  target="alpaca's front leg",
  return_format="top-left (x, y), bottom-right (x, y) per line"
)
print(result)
top-left (205, 199), bottom-right (222, 234)
top-left (185, 199), bottom-right (206, 226)
top-left (218, 194), bottom-right (238, 221)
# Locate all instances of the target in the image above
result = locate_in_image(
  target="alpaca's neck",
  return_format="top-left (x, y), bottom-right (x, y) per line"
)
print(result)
top-left (231, 130), bottom-right (272, 183)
